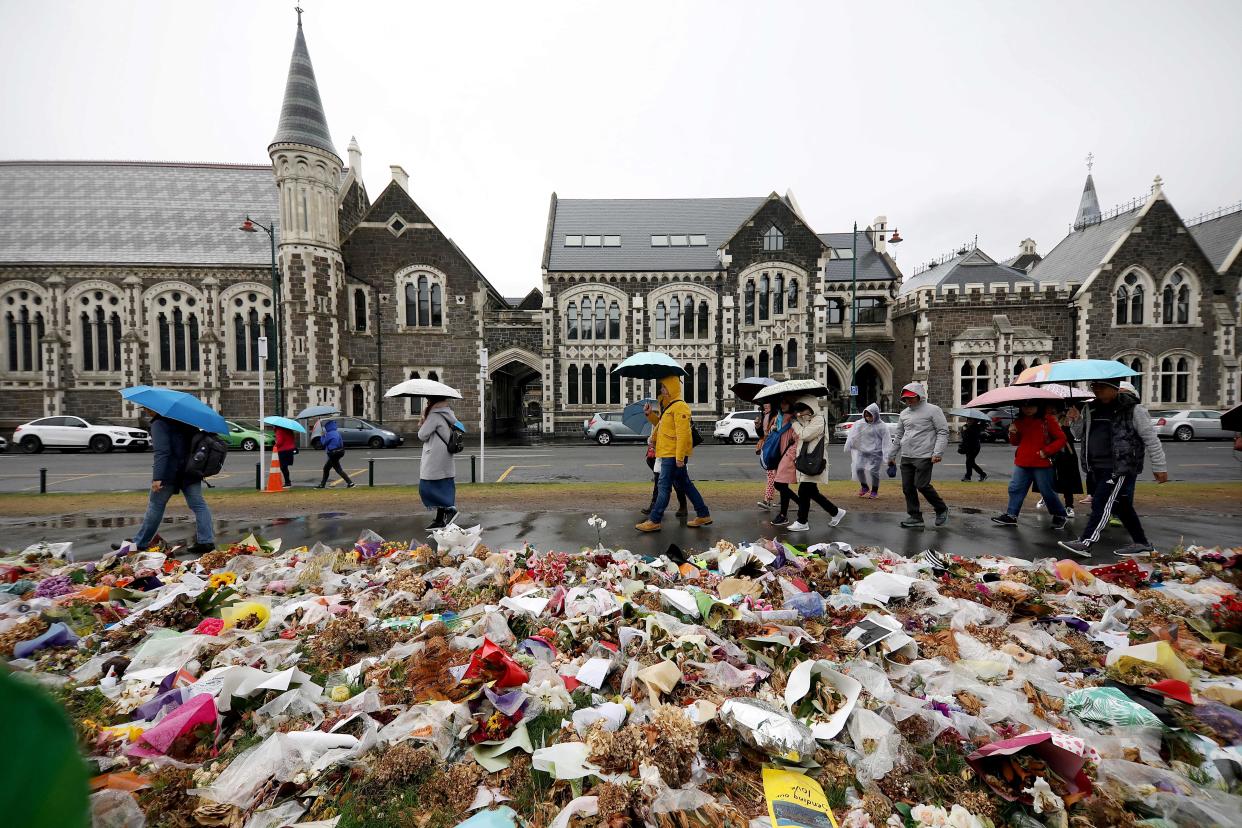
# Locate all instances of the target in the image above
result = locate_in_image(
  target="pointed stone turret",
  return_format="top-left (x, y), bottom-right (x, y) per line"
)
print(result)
top-left (271, 14), bottom-right (337, 157)
top-left (1074, 174), bottom-right (1101, 229)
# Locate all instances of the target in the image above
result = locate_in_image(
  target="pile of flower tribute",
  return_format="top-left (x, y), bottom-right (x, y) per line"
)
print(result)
top-left (2, 520), bottom-right (1241, 828)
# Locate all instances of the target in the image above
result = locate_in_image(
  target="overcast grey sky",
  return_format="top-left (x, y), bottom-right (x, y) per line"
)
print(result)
top-left (2, 0), bottom-right (1240, 294)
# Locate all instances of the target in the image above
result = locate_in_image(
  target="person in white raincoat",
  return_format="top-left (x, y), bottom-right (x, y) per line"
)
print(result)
top-left (787, 394), bottom-right (846, 532)
top-left (844, 402), bottom-right (891, 499)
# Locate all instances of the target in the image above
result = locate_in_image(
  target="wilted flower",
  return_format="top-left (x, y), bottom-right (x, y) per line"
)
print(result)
top-left (1023, 777), bottom-right (1064, 815)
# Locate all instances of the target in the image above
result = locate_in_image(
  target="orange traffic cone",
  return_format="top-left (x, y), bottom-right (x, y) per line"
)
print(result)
top-left (264, 453), bottom-right (284, 493)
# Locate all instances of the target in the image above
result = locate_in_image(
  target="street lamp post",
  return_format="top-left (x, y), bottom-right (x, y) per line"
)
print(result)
top-left (849, 221), bottom-right (902, 414)
top-left (239, 217), bottom-right (284, 415)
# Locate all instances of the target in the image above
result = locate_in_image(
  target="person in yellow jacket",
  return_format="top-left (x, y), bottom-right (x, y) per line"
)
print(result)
top-left (636, 374), bottom-right (712, 532)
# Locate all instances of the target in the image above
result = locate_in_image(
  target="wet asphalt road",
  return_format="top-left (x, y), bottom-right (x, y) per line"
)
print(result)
top-left (0, 440), bottom-right (1238, 492)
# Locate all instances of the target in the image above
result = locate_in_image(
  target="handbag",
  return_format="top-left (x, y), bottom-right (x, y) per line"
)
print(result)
top-left (794, 435), bottom-right (827, 476)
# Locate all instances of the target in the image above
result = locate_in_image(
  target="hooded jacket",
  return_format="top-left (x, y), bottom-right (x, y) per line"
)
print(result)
top-left (418, 404), bottom-right (458, 481)
top-left (843, 402), bottom-right (891, 461)
top-left (892, 381), bottom-right (948, 460)
top-left (320, 420), bottom-right (344, 453)
top-left (646, 375), bottom-right (694, 461)
top-left (1072, 393), bottom-right (1166, 477)
top-left (790, 394), bottom-right (831, 485)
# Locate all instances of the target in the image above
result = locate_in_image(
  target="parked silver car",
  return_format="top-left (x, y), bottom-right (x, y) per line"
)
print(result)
top-left (714, 410), bottom-right (761, 444)
top-left (583, 412), bottom-right (649, 445)
top-left (832, 411), bottom-right (900, 443)
top-left (1149, 409), bottom-right (1229, 441)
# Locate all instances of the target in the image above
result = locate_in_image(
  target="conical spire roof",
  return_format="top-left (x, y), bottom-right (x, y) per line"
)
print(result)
top-left (270, 16), bottom-right (337, 158)
top-left (1074, 174), bottom-right (1101, 229)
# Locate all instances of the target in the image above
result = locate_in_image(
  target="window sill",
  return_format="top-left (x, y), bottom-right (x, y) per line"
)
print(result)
top-left (395, 326), bottom-right (449, 335)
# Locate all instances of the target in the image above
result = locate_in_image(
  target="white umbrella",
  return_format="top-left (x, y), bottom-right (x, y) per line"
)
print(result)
top-left (751, 378), bottom-right (830, 403)
top-left (384, 378), bottom-right (463, 399)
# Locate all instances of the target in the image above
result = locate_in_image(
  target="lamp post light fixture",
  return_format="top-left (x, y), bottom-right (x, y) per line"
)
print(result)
top-left (849, 221), bottom-right (903, 414)
top-left (239, 217), bottom-right (284, 415)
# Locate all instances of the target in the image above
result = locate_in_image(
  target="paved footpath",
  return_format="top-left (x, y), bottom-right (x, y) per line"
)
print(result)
top-left (5, 504), bottom-right (1236, 566)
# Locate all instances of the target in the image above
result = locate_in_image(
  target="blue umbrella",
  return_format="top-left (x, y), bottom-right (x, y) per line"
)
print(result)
top-left (948, 408), bottom-right (991, 421)
top-left (295, 404), bottom-right (340, 419)
top-left (612, 352), bottom-right (687, 380)
top-left (1014, 359), bottom-right (1137, 386)
top-left (120, 386), bottom-right (228, 434)
top-left (622, 399), bottom-right (657, 435)
top-left (262, 415), bottom-right (308, 434)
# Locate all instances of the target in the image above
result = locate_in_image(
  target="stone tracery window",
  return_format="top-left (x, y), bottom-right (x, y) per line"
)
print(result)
top-left (230, 290), bottom-right (276, 372)
top-left (1114, 270), bottom-right (1148, 326)
top-left (151, 290), bottom-right (201, 373)
top-left (773, 273), bottom-right (784, 315)
top-left (744, 280), bottom-right (755, 326)
top-left (1161, 269), bottom-right (1194, 325)
top-left (2, 288), bottom-right (46, 374)
top-left (77, 290), bottom-right (123, 373)
top-left (959, 359), bottom-right (990, 406)
top-left (401, 272), bottom-right (444, 328)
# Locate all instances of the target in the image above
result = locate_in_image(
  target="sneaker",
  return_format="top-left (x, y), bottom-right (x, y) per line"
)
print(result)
top-left (1051, 516), bottom-right (1068, 530)
top-left (687, 516), bottom-right (713, 527)
top-left (1057, 539), bottom-right (1092, 558)
top-left (770, 515), bottom-right (789, 526)
top-left (934, 509), bottom-right (949, 527)
top-left (900, 517), bottom-right (925, 530)
top-left (427, 517), bottom-right (447, 531)
top-left (830, 508), bottom-right (847, 527)
top-left (961, 476), bottom-right (972, 482)
top-left (991, 514), bottom-right (1018, 526)
top-left (979, 473), bottom-right (988, 482)
top-left (1036, 499), bottom-right (1045, 511)
top-left (1065, 508), bottom-right (1075, 518)
top-left (857, 488), bottom-right (869, 498)
top-left (757, 500), bottom-right (772, 510)
top-left (187, 542), bottom-right (215, 556)
top-left (1114, 542), bottom-right (1155, 557)
top-left (920, 549), bottom-right (951, 570)
top-left (787, 521), bottom-right (809, 532)
top-left (868, 490), bottom-right (878, 499)
top-left (635, 520), bottom-right (662, 533)
top-left (314, 483), bottom-right (327, 489)
top-left (443, 507), bottom-right (458, 526)
top-left (346, 482), bottom-right (357, 489)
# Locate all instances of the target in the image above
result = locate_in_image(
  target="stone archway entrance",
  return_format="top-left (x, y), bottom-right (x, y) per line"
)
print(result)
top-left (487, 348), bottom-right (543, 437)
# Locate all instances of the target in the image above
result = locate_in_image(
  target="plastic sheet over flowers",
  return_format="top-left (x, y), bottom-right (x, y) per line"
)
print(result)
top-left (2, 528), bottom-right (1242, 828)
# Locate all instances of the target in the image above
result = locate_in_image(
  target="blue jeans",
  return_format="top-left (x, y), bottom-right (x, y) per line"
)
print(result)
top-left (649, 458), bottom-right (709, 523)
top-left (133, 481), bottom-right (214, 547)
top-left (1006, 466), bottom-right (1065, 518)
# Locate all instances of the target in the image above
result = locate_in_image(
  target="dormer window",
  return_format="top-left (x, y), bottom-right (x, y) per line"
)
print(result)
top-left (763, 225), bottom-right (784, 251)
top-left (565, 235), bottom-right (582, 246)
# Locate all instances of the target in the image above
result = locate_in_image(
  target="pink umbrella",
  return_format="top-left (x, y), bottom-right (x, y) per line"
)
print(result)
top-left (964, 385), bottom-right (1063, 409)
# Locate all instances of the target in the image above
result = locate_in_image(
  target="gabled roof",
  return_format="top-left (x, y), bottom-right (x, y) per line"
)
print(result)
top-left (1189, 208), bottom-right (1242, 273)
top-left (544, 196), bottom-right (766, 272)
top-left (898, 248), bottom-right (1034, 295)
top-left (0, 160), bottom-right (279, 266)
top-left (270, 19), bottom-right (337, 158)
top-left (818, 231), bottom-right (901, 281)
top-left (512, 288), bottom-right (543, 310)
top-left (1027, 205), bottom-right (1141, 288)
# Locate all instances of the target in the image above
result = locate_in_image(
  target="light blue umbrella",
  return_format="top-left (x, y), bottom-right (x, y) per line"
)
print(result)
top-left (949, 408), bottom-right (991, 421)
top-left (1014, 359), bottom-right (1137, 385)
top-left (621, 399), bottom-right (657, 435)
top-left (612, 352), bottom-right (687, 380)
top-left (295, 404), bottom-right (340, 419)
top-left (120, 386), bottom-right (228, 434)
top-left (262, 415), bottom-right (307, 434)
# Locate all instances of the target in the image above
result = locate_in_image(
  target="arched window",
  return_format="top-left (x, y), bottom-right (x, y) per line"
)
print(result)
top-left (417, 276), bottom-right (431, 326)
top-left (595, 364), bottom-right (606, 404)
top-left (1130, 283), bottom-right (1144, 324)
top-left (581, 298), bottom-right (594, 341)
top-left (697, 300), bottom-right (709, 339)
top-left (351, 384), bottom-right (365, 416)
top-left (763, 225), bottom-right (784, 251)
top-left (608, 302), bottom-right (621, 339)
top-left (595, 297), bottom-right (606, 339)
top-left (788, 278), bottom-right (799, 309)
top-left (1013, 360), bottom-right (1026, 382)
top-left (1116, 272), bottom-right (1145, 325)
top-left (655, 302), bottom-right (667, 339)
top-left (1128, 356), bottom-right (1146, 401)
top-left (1115, 285), bottom-right (1128, 325)
top-left (683, 296), bottom-right (694, 339)
top-left (684, 363), bottom-right (695, 402)
top-left (3, 289), bottom-right (46, 373)
top-left (430, 283), bottom-right (442, 326)
top-left (773, 344), bottom-right (784, 373)
top-left (154, 291), bottom-right (201, 373)
top-left (581, 364), bottom-right (593, 404)
top-left (353, 288), bottom-right (367, 331)
top-left (567, 365), bottom-right (578, 404)
top-left (787, 338), bottom-right (798, 368)
top-left (759, 274), bottom-right (770, 321)
top-left (230, 291), bottom-right (275, 372)
top-left (567, 301), bottom-right (578, 340)
top-left (827, 298), bottom-right (844, 325)
top-left (744, 280), bottom-right (756, 326)
top-left (609, 364), bottom-right (621, 404)
top-left (668, 298), bottom-right (680, 340)
top-left (744, 356), bottom-right (755, 378)
top-left (77, 291), bottom-right (122, 372)
top-left (960, 360), bottom-right (990, 405)
top-left (773, 273), bottom-right (784, 314)
top-left (697, 363), bottom-right (708, 404)
top-left (1162, 271), bottom-right (1191, 324)
top-left (1160, 356), bottom-right (1191, 403)
top-left (759, 350), bottom-right (770, 377)
top-left (975, 360), bottom-right (990, 399)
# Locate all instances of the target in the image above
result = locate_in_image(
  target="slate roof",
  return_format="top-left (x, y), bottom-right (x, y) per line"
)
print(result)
top-left (1026, 207), bottom-right (1140, 287)
top-left (898, 248), bottom-right (1034, 295)
top-left (818, 231), bottom-right (901, 281)
top-left (0, 161), bottom-right (279, 266)
top-left (1189, 208), bottom-right (1242, 272)
top-left (270, 21), bottom-right (337, 158)
top-left (545, 196), bottom-right (765, 272)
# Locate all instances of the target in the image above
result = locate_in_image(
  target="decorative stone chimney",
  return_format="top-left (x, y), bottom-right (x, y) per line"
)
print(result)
top-left (347, 136), bottom-right (362, 181)
top-left (1020, 238), bottom-right (1037, 257)
top-left (872, 215), bottom-right (889, 255)
top-left (390, 165), bottom-right (410, 193)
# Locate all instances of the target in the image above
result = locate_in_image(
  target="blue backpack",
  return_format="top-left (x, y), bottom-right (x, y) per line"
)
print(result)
top-left (759, 421), bottom-right (791, 471)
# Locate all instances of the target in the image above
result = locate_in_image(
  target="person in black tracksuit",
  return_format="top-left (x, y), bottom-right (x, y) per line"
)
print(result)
top-left (959, 419), bottom-right (987, 481)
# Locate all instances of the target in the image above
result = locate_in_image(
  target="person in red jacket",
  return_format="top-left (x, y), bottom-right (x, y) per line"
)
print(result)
top-left (274, 426), bottom-right (297, 487)
top-left (991, 401), bottom-right (1069, 529)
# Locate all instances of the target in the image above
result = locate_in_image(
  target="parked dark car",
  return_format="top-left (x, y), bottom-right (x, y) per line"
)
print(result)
top-left (981, 406), bottom-right (1017, 442)
top-left (311, 417), bottom-right (403, 449)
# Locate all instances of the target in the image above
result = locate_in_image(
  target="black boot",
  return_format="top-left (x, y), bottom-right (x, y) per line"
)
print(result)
top-left (427, 508), bottom-right (447, 531)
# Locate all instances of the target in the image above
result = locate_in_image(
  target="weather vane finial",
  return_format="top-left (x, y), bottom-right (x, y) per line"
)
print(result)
top-left (1085, 151), bottom-right (1095, 173)
top-left (295, 5), bottom-right (303, 26)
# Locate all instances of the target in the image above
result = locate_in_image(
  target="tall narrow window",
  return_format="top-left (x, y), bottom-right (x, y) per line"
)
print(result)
top-left (1130, 283), bottom-right (1144, 324)
top-left (763, 225), bottom-right (784, 251)
top-left (354, 288), bottom-right (367, 331)
top-left (582, 297), bottom-right (594, 341)
top-left (975, 360), bottom-right (990, 398)
top-left (684, 363), bottom-right (695, 403)
top-left (1162, 285), bottom-right (1175, 324)
top-left (1129, 357), bottom-right (1145, 401)
top-left (405, 283), bottom-right (418, 327)
top-left (230, 293), bottom-right (274, 372)
top-left (1160, 358), bottom-right (1173, 402)
top-left (744, 356), bottom-right (755, 378)
top-left (655, 302), bottom-right (666, 339)
top-left (759, 274), bottom-right (770, 321)
top-left (773, 273), bottom-right (784, 314)
top-left (759, 350), bottom-right (769, 377)
top-left (247, 308), bottom-right (260, 370)
top-left (417, 276), bottom-right (430, 327)
top-left (430, 283), bottom-right (443, 326)
top-left (188, 314), bottom-right (200, 371)
top-left (1176, 357), bottom-right (1189, 402)
top-left (595, 298), bottom-right (606, 339)
top-left (668, 298), bottom-right (680, 340)
top-left (697, 363), bottom-right (708, 404)
top-left (81, 311), bottom-right (95, 370)
top-left (581, 365), bottom-right (593, 405)
top-left (173, 308), bottom-right (186, 371)
top-left (960, 361), bottom-right (975, 406)
top-left (1176, 285), bottom-right (1189, 324)
top-left (827, 298), bottom-right (844, 325)
top-left (855, 298), bottom-right (887, 325)
top-left (608, 301), bottom-right (620, 339)
top-left (609, 365), bottom-right (620, 404)
top-left (1013, 360), bottom-right (1027, 379)
top-left (1115, 286), bottom-right (1129, 325)
top-left (787, 338), bottom-right (798, 368)
top-left (408, 371), bottom-right (422, 415)
top-left (683, 297), bottom-right (694, 339)
top-left (567, 365), bottom-right (578, 404)
top-left (567, 302), bottom-right (578, 340)
top-left (787, 278), bottom-right (798, 309)
top-left (773, 344), bottom-right (784, 373)
top-left (744, 281), bottom-right (755, 326)
top-left (158, 312), bottom-right (171, 371)
top-left (697, 300), bottom-right (708, 339)
top-left (595, 364), bottom-right (606, 404)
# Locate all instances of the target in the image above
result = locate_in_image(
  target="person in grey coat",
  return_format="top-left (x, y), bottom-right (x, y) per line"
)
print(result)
top-left (418, 397), bottom-right (459, 529)
top-left (887, 381), bottom-right (950, 529)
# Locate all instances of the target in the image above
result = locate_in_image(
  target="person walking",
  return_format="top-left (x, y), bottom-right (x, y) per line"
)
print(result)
top-left (990, 401), bottom-right (1069, 529)
top-left (844, 403), bottom-right (890, 498)
top-left (888, 382), bottom-right (950, 529)
top-left (1058, 380), bottom-right (1167, 558)
top-left (417, 397), bottom-right (459, 529)
top-left (959, 417), bottom-right (988, 481)
top-left (274, 425), bottom-right (297, 487)
top-left (635, 374), bottom-right (711, 532)
top-left (768, 397), bottom-right (798, 526)
top-left (756, 403), bottom-right (780, 509)
top-left (1041, 406), bottom-right (1083, 517)
top-left (314, 420), bottom-right (356, 490)
top-left (788, 395), bottom-right (846, 532)
top-left (130, 409), bottom-right (214, 554)
top-left (642, 439), bottom-right (686, 517)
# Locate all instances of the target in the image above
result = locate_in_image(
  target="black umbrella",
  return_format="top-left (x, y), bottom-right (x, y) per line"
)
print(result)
top-left (730, 377), bottom-right (777, 402)
top-left (1221, 403), bottom-right (1242, 434)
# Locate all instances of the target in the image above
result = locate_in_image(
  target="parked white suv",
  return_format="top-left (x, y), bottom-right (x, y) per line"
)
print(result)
top-left (714, 410), bottom-right (761, 444)
top-left (14, 416), bottom-right (150, 454)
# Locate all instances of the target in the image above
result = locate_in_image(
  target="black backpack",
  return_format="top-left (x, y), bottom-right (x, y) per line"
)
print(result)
top-left (438, 421), bottom-right (466, 454)
top-left (184, 431), bottom-right (228, 479)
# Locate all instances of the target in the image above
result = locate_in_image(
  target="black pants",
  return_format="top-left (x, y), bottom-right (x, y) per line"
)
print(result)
top-left (963, 448), bottom-right (985, 480)
top-left (901, 458), bottom-right (947, 518)
top-left (796, 482), bottom-right (839, 523)
top-left (1079, 471), bottom-right (1146, 547)
top-left (773, 481), bottom-right (796, 517)
top-left (320, 450), bottom-right (352, 486)
top-left (278, 450), bottom-right (296, 486)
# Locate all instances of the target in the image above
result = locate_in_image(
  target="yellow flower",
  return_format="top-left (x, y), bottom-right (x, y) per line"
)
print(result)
top-left (208, 572), bottom-right (237, 589)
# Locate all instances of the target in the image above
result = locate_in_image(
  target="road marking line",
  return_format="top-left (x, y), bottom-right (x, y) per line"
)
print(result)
top-left (23, 472), bottom-right (100, 491)
top-left (496, 465), bottom-right (516, 483)
top-left (584, 463), bottom-right (625, 467)
top-left (719, 462), bottom-right (758, 466)
top-left (330, 468), bottom-right (367, 487)
top-left (1181, 464), bottom-right (1220, 467)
